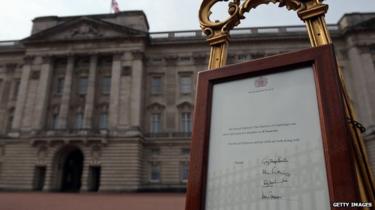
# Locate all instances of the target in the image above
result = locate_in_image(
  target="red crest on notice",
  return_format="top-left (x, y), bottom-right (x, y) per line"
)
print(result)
top-left (255, 77), bottom-right (268, 88)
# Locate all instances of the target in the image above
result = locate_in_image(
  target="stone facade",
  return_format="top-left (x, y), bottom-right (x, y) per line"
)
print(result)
top-left (0, 11), bottom-right (374, 192)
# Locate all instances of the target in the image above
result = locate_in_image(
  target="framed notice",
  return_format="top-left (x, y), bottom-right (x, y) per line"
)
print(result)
top-left (185, 45), bottom-right (359, 210)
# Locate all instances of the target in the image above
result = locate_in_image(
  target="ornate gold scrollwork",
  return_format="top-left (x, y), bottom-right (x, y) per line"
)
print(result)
top-left (199, 0), bottom-right (310, 69)
top-left (199, 0), bottom-right (305, 42)
top-left (199, 0), bottom-right (239, 41)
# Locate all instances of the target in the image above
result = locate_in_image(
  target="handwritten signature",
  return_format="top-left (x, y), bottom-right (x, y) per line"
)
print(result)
top-left (262, 191), bottom-right (282, 200)
top-left (262, 156), bottom-right (288, 165)
top-left (262, 166), bottom-right (291, 177)
top-left (263, 177), bottom-right (289, 187)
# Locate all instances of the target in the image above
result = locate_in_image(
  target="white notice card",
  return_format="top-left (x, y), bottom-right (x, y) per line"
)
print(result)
top-left (205, 67), bottom-right (330, 210)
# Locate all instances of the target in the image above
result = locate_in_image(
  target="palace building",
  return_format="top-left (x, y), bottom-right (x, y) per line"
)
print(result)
top-left (0, 11), bottom-right (374, 192)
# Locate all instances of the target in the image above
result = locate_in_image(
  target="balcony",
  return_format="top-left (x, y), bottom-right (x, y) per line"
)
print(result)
top-left (144, 132), bottom-right (192, 139)
top-left (29, 129), bottom-right (109, 146)
top-left (32, 129), bottom-right (109, 137)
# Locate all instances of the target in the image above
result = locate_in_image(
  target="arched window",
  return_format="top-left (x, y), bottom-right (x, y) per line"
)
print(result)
top-left (180, 112), bottom-right (192, 133)
top-left (150, 113), bottom-right (161, 133)
top-left (147, 103), bottom-right (165, 134)
top-left (177, 102), bottom-right (193, 134)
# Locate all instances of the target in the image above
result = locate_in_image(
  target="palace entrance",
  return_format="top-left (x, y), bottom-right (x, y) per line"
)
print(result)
top-left (61, 149), bottom-right (83, 192)
top-left (54, 147), bottom-right (84, 192)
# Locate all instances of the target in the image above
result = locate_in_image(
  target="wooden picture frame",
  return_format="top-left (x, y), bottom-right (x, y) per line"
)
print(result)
top-left (185, 45), bottom-right (359, 210)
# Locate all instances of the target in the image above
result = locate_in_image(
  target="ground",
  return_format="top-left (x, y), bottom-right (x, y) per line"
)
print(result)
top-left (0, 192), bottom-right (186, 210)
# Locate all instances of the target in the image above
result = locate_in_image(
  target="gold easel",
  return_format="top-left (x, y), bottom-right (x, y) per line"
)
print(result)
top-left (199, 0), bottom-right (375, 206)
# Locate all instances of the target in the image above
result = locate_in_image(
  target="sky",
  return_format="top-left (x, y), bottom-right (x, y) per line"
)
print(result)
top-left (0, 0), bottom-right (375, 40)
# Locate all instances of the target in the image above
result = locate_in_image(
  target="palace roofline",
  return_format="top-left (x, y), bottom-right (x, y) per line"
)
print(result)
top-left (32, 10), bottom-right (150, 30)
top-left (0, 12), bottom-right (374, 48)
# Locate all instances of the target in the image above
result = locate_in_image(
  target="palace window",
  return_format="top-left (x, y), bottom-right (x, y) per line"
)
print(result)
top-left (150, 162), bottom-right (161, 182)
top-left (56, 78), bottom-right (64, 95)
top-left (99, 112), bottom-right (108, 129)
top-left (100, 76), bottom-right (111, 94)
top-left (151, 77), bottom-right (162, 95)
top-left (150, 113), bottom-right (161, 133)
top-left (180, 112), bottom-right (192, 133)
top-left (78, 77), bottom-right (88, 95)
top-left (180, 76), bottom-right (192, 94)
top-left (51, 113), bottom-right (59, 129)
top-left (181, 148), bottom-right (190, 155)
top-left (180, 161), bottom-right (189, 182)
top-left (74, 112), bottom-right (84, 129)
top-left (151, 148), bottom-right (160, 155)
top-left (238, 54), bottom-right (248, 61)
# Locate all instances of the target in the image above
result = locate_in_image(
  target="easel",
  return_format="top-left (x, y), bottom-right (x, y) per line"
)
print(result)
top-left (199, 0), bottom-right (375, 207)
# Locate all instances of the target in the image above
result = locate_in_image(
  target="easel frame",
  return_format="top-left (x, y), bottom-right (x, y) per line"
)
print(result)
top-left (185, 44), bottom-right (359, 210)
top-left (191, 0), bottom-right (375, 206)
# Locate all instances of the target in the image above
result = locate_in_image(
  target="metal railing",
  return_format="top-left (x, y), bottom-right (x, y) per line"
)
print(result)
top-left (5, 129), bottom-right (191, 139)
top-left (144, 132), bottom-right (192, 138)
top-left (33, 128), bottom-right (109, 137)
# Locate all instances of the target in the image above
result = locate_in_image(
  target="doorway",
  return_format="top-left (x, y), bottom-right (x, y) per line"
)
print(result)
top-left (88, 166), bottom-right (101, 192)
top-left (33, 166), bottom-right (46, 191)
top-left (60, 148), bottom-right (84, 192)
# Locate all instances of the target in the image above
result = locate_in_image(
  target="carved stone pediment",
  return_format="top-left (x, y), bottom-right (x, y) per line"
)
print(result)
top-left (22, 17), bottom-right (147, 43)
top-left (70, 22), bottom-right (103, 38)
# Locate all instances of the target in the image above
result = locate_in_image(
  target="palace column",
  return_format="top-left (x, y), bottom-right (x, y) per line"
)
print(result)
top-left (0, 67), bottom-right (13, 133)
top-left (347, 46), bottom-right (375, 129)
top-left (12, 56), bottom-right (33, 130)
top-left (33, 56), bottom-right (53, 130)
top-left (108, 53), bottom-right (122, 129)
top-left (83, 55), bottom-right (97, 129)
top-left (58, 56), bottom-right (74, 129)
top-left (129, 51), bottom-right (144, 129)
